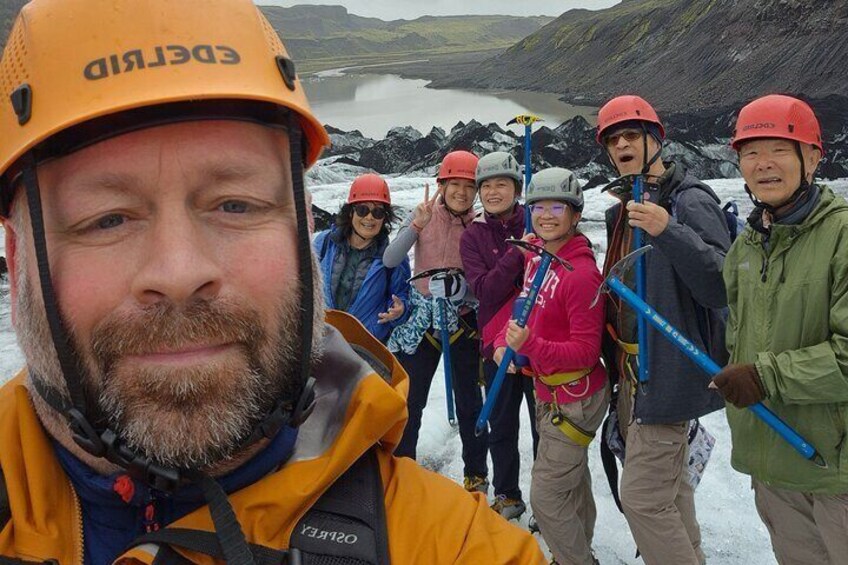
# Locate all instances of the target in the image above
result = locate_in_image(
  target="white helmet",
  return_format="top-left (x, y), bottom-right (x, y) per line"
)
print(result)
top-left (526, 167), bottom-right (583, 211)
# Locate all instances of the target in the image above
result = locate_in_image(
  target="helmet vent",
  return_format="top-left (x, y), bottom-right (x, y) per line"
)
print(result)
top-left (259, 13), bottom-right (285, 55)
top-left (0, 19), bottom-right (30, 102)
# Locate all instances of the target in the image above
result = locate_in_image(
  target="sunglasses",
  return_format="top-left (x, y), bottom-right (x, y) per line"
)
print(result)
top-left (529, 203), bottom-right (568, 217)
top-left (604, 129), bottom-right (643, 147)
top-left (353, 204), bottom-right (387, 220)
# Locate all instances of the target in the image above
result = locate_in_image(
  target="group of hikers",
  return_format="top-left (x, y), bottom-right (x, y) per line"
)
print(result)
top-left (0, 0), bottom-right (845, 564)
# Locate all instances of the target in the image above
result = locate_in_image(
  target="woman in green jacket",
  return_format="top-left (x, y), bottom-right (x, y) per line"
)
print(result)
top-left (716, 95), bottom-right (848, 565)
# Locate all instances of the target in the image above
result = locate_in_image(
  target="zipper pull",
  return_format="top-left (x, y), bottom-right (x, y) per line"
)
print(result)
top-left (760, 257), bottom-right (769, 283)
top-left (143, 495), bottom-right (161, 533)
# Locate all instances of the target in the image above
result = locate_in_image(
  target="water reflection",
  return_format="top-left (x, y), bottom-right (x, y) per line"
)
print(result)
top-left (301, 73), bottom-right (597, 138)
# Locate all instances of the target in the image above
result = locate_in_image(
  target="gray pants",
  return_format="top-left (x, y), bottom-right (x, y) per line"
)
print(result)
top-left (619, 386), bottom-right (705, 565)
top-left (530, 385), bottom-right (609, 565)
top-left (754, 479), bottom-right (848, 564)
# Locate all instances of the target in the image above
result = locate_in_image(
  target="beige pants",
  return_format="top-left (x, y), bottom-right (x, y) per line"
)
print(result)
top-left (619, 386), bottom-right (705, 565)
top-left (530, 385), bottom-right (609, 565)
top-left (753, 479), bottom-right (848, 565)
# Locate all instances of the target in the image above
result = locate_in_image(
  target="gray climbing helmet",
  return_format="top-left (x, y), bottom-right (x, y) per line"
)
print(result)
top-left (525, 167), bottom-right (583, 211)
top-left (475, 151), bottom-right (522, 190)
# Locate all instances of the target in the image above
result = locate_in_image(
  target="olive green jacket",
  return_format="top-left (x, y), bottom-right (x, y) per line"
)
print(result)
top-left (724, 186), bottom-right (848, 494)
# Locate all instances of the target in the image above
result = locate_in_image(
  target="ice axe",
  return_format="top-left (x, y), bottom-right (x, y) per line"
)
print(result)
top-left (507, 114), bottom-right (543, 233)
top-left (475, 239), bottom-right (573, 437)
top-left (595, 246), bottom-right (827, 467)
top-left (409, 267), bottom-right (467, 426)
top-left (600, 173), bottom-right (663, 387)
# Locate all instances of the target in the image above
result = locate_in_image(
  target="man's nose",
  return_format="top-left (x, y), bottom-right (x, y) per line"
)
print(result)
top-left (131, 213), bottom-right (223, 306)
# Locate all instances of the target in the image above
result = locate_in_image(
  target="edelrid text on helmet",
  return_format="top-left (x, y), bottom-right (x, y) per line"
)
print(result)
top-left (84, 45), bottom-right (242, 80)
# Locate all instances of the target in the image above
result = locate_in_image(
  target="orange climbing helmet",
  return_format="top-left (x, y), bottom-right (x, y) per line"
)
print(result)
top-left (596, 95), bottom-right (665, 144)
top-left (731, 94), bottom-right (824, 155)
top-left (348, 173), bottom-right (391, 205)
top-left (436, 150), bottom-right (479, 183)
top-left (0, 0), bottom-right (331, 217)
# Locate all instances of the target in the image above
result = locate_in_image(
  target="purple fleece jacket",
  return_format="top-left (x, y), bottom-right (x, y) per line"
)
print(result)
top-left (459, 203), bottom-right (526, 358)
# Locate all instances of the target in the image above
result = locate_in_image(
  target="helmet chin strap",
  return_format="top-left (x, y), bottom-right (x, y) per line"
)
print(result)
top-left (743, 141), bottom-right (811, 214)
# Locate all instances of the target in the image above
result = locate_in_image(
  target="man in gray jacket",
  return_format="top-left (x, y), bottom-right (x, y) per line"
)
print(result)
top-left (597, 95), bottom-right (730, 565)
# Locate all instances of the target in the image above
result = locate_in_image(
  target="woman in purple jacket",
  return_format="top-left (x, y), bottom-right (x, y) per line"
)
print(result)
top-left (460, 151), bottom-right (539, 522)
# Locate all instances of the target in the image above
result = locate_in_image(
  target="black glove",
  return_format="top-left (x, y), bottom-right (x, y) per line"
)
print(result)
top-left (712, 363), bottom-right (766, 408)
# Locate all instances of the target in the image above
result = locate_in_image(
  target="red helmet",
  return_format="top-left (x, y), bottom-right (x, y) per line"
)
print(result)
top-left (347, 173), bottom-right (391, 205)
top-left (731, 95), bottom-right (824, 155)
top-left (596, 95), bottom-right (665, 144)
top-left (437, 150), bottom-right (479, 183)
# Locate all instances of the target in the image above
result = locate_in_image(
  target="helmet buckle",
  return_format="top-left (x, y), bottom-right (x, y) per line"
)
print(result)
top-left (10, 84), bottom-right (32, 125)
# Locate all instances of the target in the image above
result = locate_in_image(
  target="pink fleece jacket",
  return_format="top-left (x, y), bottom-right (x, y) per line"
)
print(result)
top-left (496, 234), bottom-right (607, 405)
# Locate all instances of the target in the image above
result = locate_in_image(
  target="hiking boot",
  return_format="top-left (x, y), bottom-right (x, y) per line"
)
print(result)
top-left (528, 514), bottom-right (540, 534)
top-left (463, 475), bottom-right (489, 494)
top-left (490, 495), bottom-right (526, 521)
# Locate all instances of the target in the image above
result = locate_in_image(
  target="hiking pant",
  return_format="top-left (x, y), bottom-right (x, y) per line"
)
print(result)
top-left (482, 359), bottom-right (539, 501)
top-left (620, 411), bottom-right (705, 565)
top-left (753, 479), bottom-right (848, 564)
top-left (394, 313), bottom-right (488, 478)
top-left (530, 385), bottom-right (608, 565)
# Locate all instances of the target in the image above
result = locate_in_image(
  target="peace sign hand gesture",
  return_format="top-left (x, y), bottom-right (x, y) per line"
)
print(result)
top-left (412, 183), bottom-right (440, 230)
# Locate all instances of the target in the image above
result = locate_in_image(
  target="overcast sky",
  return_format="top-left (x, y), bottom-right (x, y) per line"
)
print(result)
top-left (258, 1), bottom-right (621, 19)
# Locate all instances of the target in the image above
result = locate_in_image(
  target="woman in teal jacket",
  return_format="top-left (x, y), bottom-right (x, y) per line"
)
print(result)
top-left (314, 174), bottom-right (410, 342)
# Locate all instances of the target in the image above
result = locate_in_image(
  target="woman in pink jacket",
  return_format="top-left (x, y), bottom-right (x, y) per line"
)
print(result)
top-left (495, 167), bottom-right (608, 565)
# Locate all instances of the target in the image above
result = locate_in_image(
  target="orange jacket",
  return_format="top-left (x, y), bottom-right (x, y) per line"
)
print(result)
top-left (0, 311), bottom-right (544, 564)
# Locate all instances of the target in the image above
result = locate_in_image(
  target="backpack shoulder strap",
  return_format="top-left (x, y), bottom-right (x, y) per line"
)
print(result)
top-left (292, 447), bottom-right (390, 565)
top-left (126, 447), bottom-right (389, 565)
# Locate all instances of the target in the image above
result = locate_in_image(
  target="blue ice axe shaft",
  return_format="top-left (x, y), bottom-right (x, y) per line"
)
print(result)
top-left (523, 123), bottom-right (533, 233)
top-left (606, 274), bottom-right (826, 467)
top-left (632, 175), bottom-right (649, 384)
top-left (438, 298), bottom-right (457, 425)
top-left (475, 253), bottom-right (552, 437)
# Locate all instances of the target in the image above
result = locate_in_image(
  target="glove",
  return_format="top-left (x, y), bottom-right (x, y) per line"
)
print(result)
top-left (711, 363), bottom-right (766, 408)
top-left (428, 270), bottom-right (467, 303)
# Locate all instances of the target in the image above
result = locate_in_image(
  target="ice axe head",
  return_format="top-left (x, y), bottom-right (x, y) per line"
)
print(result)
top-left (590, 245), bottom-right (652, 308)
top-left (505, 238), bottom-right (573, 271)
top-left (507, 114), bottom-right (544, 127)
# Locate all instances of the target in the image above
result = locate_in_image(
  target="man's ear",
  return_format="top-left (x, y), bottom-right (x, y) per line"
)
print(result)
top-left (806, 145), bottom-right (823, 183)
top-left (3, 218), bottom-right (19, 322)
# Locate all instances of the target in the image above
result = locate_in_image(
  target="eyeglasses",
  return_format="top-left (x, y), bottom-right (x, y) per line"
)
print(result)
top-left (604, 129), bottom-right (643, 147)
top-left (353, 204), bottom-right (387, 220)
top-left (529, 203), bottom-right (568, 217)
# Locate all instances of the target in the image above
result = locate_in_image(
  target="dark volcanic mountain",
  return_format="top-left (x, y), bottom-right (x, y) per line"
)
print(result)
top-left (433, 0), bottom-right (848, 112)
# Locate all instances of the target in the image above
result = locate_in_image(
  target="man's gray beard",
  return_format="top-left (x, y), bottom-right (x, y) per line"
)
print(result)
top-left (13, 244), bottom-right (326, 470)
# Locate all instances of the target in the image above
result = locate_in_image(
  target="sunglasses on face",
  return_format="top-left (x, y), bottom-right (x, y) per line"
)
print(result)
top-left (529, 203), bottom-right (568, 217)
top-left (353, 204), bottom-right (387, 220)
top-left (604, 129), bottom-right (643, 147)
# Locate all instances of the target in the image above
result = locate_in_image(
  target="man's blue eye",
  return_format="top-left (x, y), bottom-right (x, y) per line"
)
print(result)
top-left (221, 201), bottom-right (248, 213)
top-left (96, 214), bottom-right (125, 229)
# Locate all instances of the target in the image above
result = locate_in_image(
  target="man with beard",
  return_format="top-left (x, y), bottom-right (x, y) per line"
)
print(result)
top-left (0, 0), bottom-right (543, 563)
